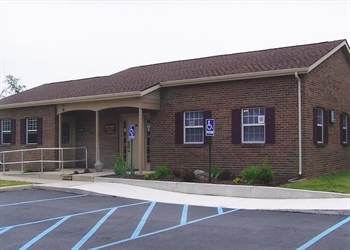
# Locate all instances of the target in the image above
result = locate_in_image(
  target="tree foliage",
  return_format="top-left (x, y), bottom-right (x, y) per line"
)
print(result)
top-left (1, 75), bottom-right (26, 98)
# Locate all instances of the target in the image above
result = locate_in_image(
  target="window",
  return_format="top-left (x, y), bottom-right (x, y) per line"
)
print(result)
top-left (27, 118), bottom-right (38, 144)
top-left (21, 117), bottom-right (42, 145)
top-left (341, 113), bottom-right (348, 145)
top-left (1, 119), bottom-right (12, 144)
top-left (242, 107), bottom-right (265, 143)
top-left (184, 111), bottom-right (204, 144)
top-left (313, 107), bottom-right (328, 145)
top-left (175, 111), bottom-right (211, 144)
top-left (232, 107), bottom-right (274, 144)
top-left (62, 122), bottom-right (70, 145)
top-left (316, 108), bottom-right (324, 143)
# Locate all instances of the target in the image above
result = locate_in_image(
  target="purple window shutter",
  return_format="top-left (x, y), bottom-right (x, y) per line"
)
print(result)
top-left (37, 118), bottom-right (43, 145)
top-left (203, 111), bottom-right (212, 144)
top-left (20, 119), bottom-right (26, 144)
top-left (0, 119), bottom-right (2, 143)
top-left (175, 112), bottom-right (183, 144)
top-left (232, 109), bottom-right (241, 144)
top-left (323, 109), bottom-right (328, 144)
top-left (265, 107), bottom-right (275, 144)
top-left (11, 119), bottom-right (16, 144)
top-left (313, 108), bottom-right (317, 145)
top-left (340, 113), bottom-right (344, 145)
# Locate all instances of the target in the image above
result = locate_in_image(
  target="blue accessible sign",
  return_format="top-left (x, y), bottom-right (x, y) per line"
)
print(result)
top-left (128, 124), bottom-right (136, 140)
top-left (205, 119), bottom-right (215, 136)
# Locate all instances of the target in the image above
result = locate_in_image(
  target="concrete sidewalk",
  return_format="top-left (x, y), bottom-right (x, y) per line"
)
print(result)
top-left (1, 171), bottom-right (349, 214)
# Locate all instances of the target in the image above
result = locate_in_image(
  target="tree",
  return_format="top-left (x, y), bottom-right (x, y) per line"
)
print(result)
top-left (1, 75), bottom-right (26, 98)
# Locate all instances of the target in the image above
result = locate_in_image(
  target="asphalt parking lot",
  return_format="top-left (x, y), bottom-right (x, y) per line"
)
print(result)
top-left (0, 189), bottom-right (349, 250)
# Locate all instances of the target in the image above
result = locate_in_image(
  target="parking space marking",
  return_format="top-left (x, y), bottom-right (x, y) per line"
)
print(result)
top-left (91, 208), bottom-right (240, 250)
top-left (131, 201), bottom-right (156, 239)
top-left (0, 194), bottom-right (87, 207)
top-left (0, 201), bottom-right (150, 233)
top-left (217, 207), bottom-right (223, 214)
top-left (72, 207), bottom-right (118, 250)
top-left (180, 204), bottom-right (188, 225)
top-left (19, 215), bottom-right (72, 250)
top-left (296, 216), bottom-right (350, 250)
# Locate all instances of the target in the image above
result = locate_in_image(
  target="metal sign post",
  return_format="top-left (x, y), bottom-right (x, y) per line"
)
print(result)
top-left (206, 119), bottom-right (215, 182)
top-left (128, 124), bottom-right (136, 176)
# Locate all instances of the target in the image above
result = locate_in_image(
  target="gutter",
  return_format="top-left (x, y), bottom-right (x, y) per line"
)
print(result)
top-left (295, 72), bottom-right (303, 176)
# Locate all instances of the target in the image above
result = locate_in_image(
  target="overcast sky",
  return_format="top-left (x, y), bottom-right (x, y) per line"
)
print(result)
top-left (1, 0), bottom-right (349, 92)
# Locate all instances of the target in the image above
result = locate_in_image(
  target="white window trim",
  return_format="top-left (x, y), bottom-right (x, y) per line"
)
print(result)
top-left (316, 108), bottom-right (324, 143)
top-left (1, 119), bottom-right (11, 144)
top-left (241, 108), bottom-right (266, 143)
top-left (26, 118), bottom-right (38, 144)
top-left (183, 111), bottom-right (204, 144)
top-left (343, 114), bottom-right (348, 144)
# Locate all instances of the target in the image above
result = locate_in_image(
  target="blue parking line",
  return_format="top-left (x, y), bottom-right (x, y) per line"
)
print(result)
top-left (90, 208), bottom-right (240, 250)
top-left (180, 205), bottom-right (188, 225)
top-left (72, 207), bottom-right (118, 250)
top-left (19, 216), bottom-right (72, 250)
top-left (131, 201), bottom-right (156, 239)
top-left (0, 201), bottom-right (150, 233)
top-left (217, 207), bottom-right (223, 214)
top-left (0, 194), bottom-right (87, 207)
top-left (296, 216), bottom-right (350, 250)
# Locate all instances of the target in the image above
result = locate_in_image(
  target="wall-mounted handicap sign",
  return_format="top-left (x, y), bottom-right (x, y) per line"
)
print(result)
top-left (128, 124), bottom-right (136, 140)
top-left (205, 119), bottom-right (215, 136)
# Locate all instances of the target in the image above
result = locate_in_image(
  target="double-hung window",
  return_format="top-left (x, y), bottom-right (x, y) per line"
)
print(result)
top-left (316, 108), bottom-right (324, 143)
top-left (242, 107), bottom-right (265, 143)
top-left (27, 118), bottom-right (38, 144)
top-left (341, 113), bottom-right (348, 144)
top-left (1, 119), bottom-right (12, 144)
top-left (184, 111), bottom-right (204, 144)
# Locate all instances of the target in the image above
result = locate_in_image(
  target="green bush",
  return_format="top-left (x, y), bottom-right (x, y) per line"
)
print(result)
top-left (114, 156), bottom-right (127, 178)
top-left (154, 166), bottom-right (172, 180)
top-left (241, 166), bottom-right (260, 185)
top-left (241, 157), bottom-right (275, 185)
top-left (211, 166), bottom-right (222, 179)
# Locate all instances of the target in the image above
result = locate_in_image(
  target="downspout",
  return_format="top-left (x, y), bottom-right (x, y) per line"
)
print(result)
top-left (295, 72), bottom-right (302, 176)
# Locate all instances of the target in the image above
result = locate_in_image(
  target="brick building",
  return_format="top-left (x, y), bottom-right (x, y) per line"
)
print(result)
top-left (1, 39), bottom-right (349, 178)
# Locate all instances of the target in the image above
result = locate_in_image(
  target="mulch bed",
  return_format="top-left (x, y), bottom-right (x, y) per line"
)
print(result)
top-left (100, 174), bottom-right (289, 187)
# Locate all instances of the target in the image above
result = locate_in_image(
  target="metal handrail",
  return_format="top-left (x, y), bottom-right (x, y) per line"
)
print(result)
top-left (0, 147), bottom-right (88, 174)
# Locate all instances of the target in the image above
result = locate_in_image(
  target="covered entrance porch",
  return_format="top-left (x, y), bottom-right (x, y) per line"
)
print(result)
top-left (56, 89), bottom-right (160, 173)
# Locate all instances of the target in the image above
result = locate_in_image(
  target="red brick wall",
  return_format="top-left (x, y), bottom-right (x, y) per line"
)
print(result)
top-left (151, 75), bottom-right (300, 179)
top-left (302, 48), bottom-right (350, 178)
top-left (0, 105), bottom-right (57, 171)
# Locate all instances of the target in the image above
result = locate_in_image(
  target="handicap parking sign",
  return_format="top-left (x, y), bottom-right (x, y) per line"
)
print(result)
top-left (205, 119), bottom-right (215, 136)
top-left (128, 124), bottom-right (136, 140)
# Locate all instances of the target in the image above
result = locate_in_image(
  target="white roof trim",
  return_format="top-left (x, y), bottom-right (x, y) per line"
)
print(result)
top-left (308, 40), bottom-right (349, 73)
top-left (160, 68), bottom-right (309, 87)
top-left (0, 91), bottom-right (141, 110)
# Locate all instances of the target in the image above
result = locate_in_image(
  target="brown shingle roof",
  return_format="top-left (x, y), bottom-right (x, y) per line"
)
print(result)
top-left (0, 39), bottom-right (347, 106)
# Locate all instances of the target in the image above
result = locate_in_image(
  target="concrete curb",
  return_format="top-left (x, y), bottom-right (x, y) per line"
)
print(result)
top-left (94, 177), bottom-right (350, 199)
top-left (0, 184), bottom-right (34, 192)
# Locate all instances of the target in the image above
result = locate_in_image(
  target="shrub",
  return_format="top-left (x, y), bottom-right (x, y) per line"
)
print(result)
top-left (114, 156), bottom-right (127, 178)
top-left (241, 157), bottom-right (275, 185)
top-left (171, 167), bottom-right (181, 178)
top-left (143, 174), bottom-right (154, 180)
top-left (211, 166), bottom-right (222, 179)
top-left (233, 177), bottom-right (242, 184)
top-left (217, 169), bottom-right (234, 180)
top-left (181, 169), bottom-right (195, 182)
top-left (154, 166), bottom-right (172, 180)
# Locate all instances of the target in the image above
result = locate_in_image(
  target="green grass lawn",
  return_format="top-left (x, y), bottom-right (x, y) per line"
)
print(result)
top-left (280, 170), bottom-right (350, 194)
top-left (0, 179), bottom-right (33, 188)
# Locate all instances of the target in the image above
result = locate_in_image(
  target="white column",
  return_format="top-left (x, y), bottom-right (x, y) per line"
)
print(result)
top-left (138, 108), bottom-right (143, 174)
top-left (94, 111), bottom-right (103, 171)
top-left (58, 113), bottom-right (62, 170)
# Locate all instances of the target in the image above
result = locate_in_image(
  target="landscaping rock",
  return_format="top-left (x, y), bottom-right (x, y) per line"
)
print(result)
top-left (193, 170), bottom-right (209, 180)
